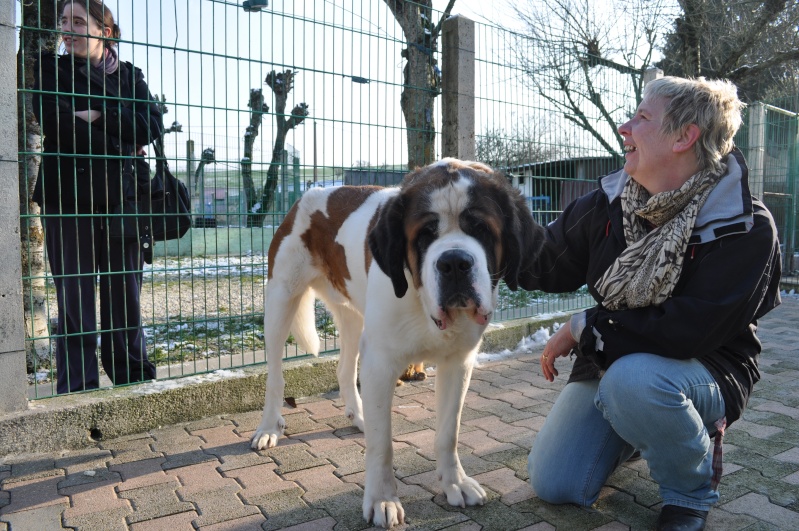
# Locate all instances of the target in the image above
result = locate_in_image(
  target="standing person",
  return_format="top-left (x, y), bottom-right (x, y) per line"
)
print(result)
top-left (519, 77), bottom-right (781, 531)
top-left (33, 0), bottom-right (162, 393)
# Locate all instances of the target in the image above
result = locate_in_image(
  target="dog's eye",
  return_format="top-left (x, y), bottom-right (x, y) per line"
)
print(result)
top-left (416, 221), bottom-right (438, 248)
top-left (464, 217), bottom-right (493, 240)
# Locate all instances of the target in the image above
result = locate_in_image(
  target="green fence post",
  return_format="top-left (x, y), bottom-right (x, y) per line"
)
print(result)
top-left (748, 102), bottom-right (766, 201)
top-left (788, 114), bottom-right (798, 271)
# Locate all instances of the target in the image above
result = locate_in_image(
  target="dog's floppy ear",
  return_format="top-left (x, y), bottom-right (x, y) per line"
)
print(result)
top-left (368, 194), bottom-right (409, 298)
top-left (500, 188), bottom-right (546, 291)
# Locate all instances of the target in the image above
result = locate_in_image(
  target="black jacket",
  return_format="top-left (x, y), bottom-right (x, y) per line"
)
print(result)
top-left (519, 150), bottom-right (782, 424)
top-left (32, 52), bottom-right (162, 213)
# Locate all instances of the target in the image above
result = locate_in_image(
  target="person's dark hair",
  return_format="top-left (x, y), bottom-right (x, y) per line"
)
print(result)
top-left (59, 0), bottom-right (120, 49)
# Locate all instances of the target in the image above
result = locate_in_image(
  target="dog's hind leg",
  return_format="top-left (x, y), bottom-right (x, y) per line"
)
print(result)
top-left (329, 305), bottom-right (365, 432)
top-left (251, 282), bottom-right (307, 450)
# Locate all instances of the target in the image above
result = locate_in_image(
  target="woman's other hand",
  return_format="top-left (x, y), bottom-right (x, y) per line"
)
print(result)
top-left (541, 321), bottom-right (578, 382)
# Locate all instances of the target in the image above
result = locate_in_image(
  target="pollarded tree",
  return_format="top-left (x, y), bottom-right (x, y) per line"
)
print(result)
top-left (241, 87), bottom-right (269, 225)
top-left (247, 70), bottom-right (309, 227)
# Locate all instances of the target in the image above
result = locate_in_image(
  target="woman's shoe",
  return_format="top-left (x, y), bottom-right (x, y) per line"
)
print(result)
top-left (655, 505), bottom-right (708, 531)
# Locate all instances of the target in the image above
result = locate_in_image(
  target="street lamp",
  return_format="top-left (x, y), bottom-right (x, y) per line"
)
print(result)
top-left (242, 0), bottom-right (268, 12)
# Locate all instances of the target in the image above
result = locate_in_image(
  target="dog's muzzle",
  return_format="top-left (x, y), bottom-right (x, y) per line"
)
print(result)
top-left (431, 249), bottom-right (490, 330)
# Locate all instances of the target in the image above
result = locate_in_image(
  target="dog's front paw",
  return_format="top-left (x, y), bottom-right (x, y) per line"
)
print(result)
top-left (249, 415), bottom-right (286, 450)
top-left (362, 494), bottom-right (405, 529)
top-left (441, 474), bottom-right (487, 508)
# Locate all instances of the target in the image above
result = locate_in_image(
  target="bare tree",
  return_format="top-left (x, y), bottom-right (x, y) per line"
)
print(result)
top-left (247, 70), bottom-right (309, 227)
top-left (476, 117), bottom-right (562, 169)
top-left (18, 1), bottom-right (59, 373)
top-left (383, 0), bottom-right (457, 170)
top-left (508, 0), bottom-right (668, 161)
top-left (659, 0), bottom-right (799, 103)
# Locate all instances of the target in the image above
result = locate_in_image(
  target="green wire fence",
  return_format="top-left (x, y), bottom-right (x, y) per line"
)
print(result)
top-left (16, 1), bottom-right (798, 399)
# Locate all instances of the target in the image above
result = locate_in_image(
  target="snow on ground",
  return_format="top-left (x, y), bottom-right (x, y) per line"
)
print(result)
top-left (131, 369), bottom-right (247, 395)
top-left (143, 253), bottom-right (268, 280)
top-left (476, 320), bottom-right (566, 365)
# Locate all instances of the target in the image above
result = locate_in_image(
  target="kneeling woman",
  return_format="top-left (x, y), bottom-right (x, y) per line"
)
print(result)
top-left (520, 77), bottom-right (781, 531)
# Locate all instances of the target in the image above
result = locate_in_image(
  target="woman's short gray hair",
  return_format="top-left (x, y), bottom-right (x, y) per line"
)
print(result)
top-left (644, 76), bottom-right (745, 172)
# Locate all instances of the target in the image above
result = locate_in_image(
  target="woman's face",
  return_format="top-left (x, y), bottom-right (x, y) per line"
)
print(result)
top-left (617, 95), bottom-right (678, 194)
top-left (60, 3), bottom-right (108, 63)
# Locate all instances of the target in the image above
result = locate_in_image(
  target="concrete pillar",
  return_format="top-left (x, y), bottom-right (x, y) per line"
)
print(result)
top-left (747, 102), bottom-right (766, 201)
top-left (441, 15), bottom-right (475, 161)
top-left (643, 67), bottom-right (663, 85)
top-left (0, 0), bottom-right (28, 414)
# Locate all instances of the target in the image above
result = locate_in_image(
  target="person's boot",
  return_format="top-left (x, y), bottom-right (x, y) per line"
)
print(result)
top-left (655, 505), bottom-right (708, 531)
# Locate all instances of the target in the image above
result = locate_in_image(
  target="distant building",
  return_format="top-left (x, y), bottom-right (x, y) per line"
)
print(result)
top-left (344, 168), bottom-right (407, 187)
top-left (503, 156), bottom-right (622, 223)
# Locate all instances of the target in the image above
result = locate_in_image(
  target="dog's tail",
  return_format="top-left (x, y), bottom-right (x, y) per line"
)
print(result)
top-left (291, 288), bottom-right (321, 356)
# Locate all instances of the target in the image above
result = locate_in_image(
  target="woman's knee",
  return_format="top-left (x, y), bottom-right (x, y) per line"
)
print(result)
top-left (528, 446), bottom-right (594, 506)
top-left (597, 354), bottom-right (669, 414)
top-left (527, 380), bottom-right (617, 507)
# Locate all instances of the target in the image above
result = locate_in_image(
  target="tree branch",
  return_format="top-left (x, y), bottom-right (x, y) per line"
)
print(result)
top-left (431, 0), bottom-right (457, 40)
top-left (729, 49), bottom-right (799, 83)
top-left (717, 0), bottom-right (787, 76)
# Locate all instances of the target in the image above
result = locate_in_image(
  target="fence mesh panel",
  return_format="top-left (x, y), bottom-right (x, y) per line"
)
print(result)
top-left (16, 1), bottom-right (798, 399)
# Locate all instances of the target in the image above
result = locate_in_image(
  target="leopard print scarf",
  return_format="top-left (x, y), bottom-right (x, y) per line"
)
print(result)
top-left (595, 165), bottom-right (724, 311)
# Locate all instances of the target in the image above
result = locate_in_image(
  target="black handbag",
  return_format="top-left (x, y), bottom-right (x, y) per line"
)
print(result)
top-left (109, 143), bottom-right (192, 262)
top-left (147, 142), bottom-right (192, 242)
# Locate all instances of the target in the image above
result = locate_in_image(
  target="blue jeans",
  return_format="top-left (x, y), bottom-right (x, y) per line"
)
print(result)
top-left (528, 353), bottom-right (726, 511)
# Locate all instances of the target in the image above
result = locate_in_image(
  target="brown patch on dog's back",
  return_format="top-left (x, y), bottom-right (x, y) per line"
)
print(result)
top-left (301, 186), bottom-right (382, 298)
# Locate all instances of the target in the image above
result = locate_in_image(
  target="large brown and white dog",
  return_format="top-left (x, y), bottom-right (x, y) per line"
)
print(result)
top-left (251, 159), bottom-right (544, 528)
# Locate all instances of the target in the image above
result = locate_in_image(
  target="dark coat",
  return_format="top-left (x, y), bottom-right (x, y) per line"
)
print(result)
top-left (32, 52), bottom-right (163, 213)
top-left (518, 150), bottom-right (782, 424)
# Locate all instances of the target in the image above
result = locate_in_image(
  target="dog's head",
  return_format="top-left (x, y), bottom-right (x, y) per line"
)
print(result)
top-left (368, 159), bottom-right (545, 330)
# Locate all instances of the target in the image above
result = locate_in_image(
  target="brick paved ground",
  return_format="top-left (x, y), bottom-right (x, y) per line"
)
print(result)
top-left (2, 297), bottom-right (798, 530)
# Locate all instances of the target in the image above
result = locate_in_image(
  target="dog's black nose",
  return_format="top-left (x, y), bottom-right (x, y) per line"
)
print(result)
top-left (436, 249), bottom-right (474, 278)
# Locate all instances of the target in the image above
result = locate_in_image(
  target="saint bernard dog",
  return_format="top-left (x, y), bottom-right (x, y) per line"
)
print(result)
top-left (251, 159), bottom-right (545, 528)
